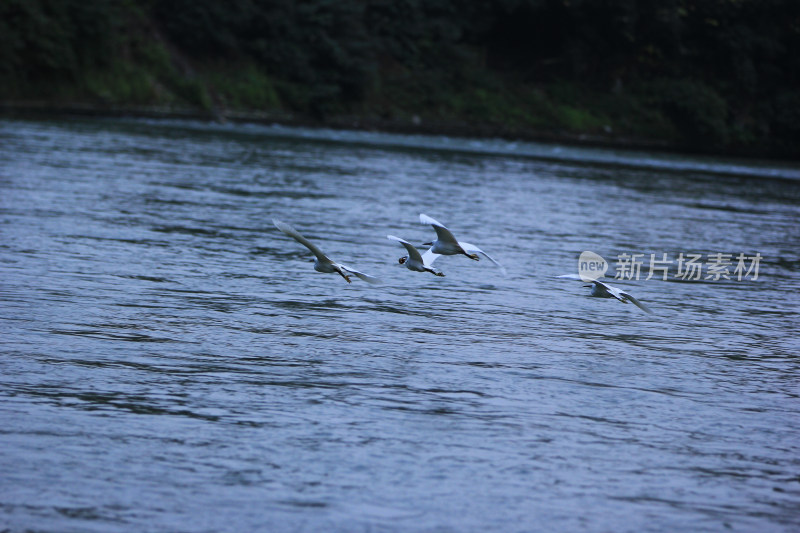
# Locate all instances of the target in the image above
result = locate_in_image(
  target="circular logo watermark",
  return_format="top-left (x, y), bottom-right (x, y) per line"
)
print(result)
top-left (578, 251), bottom-right (608, 282)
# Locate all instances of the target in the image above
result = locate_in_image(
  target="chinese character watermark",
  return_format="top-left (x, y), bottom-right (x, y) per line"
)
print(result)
top-left (646, 253), bottom-right (671, 281)
top-left (577, 251), bottom-right (762, 281)
top-left (675, 253), bottom-right (703, 281)
top-left (733, 252), bottom-right (761, 281)
top-left (615, 253), bottom-right (645, 280)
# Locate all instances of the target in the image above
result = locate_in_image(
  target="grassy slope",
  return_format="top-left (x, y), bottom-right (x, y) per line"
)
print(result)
top-left (0, 52), bottom-right (680, 152)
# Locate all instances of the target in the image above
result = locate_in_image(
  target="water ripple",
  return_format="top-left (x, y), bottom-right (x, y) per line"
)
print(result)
top-left (1, 117), bottom-right (798, 533)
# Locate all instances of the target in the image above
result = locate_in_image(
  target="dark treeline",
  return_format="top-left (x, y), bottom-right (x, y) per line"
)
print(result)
top-left (1, 0), bottom-right (798, 157)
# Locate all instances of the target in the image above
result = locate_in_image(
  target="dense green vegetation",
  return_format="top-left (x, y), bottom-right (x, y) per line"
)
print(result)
top-left (1, 0), bottom-right (798, 157)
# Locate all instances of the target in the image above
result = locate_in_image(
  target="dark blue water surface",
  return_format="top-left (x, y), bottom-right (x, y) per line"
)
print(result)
top-left (1, 117), bottom-right (799, 532)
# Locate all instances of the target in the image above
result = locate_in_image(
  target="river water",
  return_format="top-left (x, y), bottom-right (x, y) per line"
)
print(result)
top-left (1, 117), bottom-right (798, 532)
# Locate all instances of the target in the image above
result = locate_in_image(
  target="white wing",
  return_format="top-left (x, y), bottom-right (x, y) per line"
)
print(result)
top-left (387, 234), bottom-right (425, 263)
top-left (555, 273), bottom-right (584, 281)
top-left (340, 264), bottom-right (381, 284)
top-left (619, 290), bottom-right (654, 314)
top-left (459, 241), bottom-right (506, 274)
top-left (597, 280), bottom-right (654, 314)
top-left (273, 219), bottom-right (332, 264)
top-left (556, 273), bottom-right (610, 282)
top-left (419, 213), bottom-right (447, 228)
top-left (419, 213), bottom-right (459, 245)
top-left (594, 280), bottom-right (623, 300)
top-left (421, 247), bottom-right (441, 266)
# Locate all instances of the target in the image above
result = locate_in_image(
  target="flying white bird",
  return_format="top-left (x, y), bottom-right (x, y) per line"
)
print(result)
top-left (556, 274), bottom-right (653, 314)
top-left (387, 235), bottom-right (445, 277)
top-left (418, 213), bottom-right (506, 274)
top-left (273, 220), bottom-right (380, 284)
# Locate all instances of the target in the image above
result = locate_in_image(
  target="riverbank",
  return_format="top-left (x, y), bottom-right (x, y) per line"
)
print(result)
top-left (0, 99), bottom-right (721, 158)
top-left (8, 102), bottom-right (800, 184)
top-left (3, 2), bottom-right (798, 162)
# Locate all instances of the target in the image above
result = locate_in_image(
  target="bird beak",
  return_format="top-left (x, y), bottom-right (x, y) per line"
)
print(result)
top-left (422, 242), bottom-right (432, 246)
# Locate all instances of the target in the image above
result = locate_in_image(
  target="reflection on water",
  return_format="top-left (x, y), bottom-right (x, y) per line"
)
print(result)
top-left (1, 117), bottom-right (799, 532)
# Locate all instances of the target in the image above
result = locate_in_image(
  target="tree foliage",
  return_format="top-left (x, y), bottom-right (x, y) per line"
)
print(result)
top-left (0, 0), bottom-right (121, 82)
top-left (1, 0), bottom-right (798, 155)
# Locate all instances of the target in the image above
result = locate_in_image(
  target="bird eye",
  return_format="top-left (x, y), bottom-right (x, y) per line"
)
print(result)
top-left (398, 257), bottom-right (406, 264)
